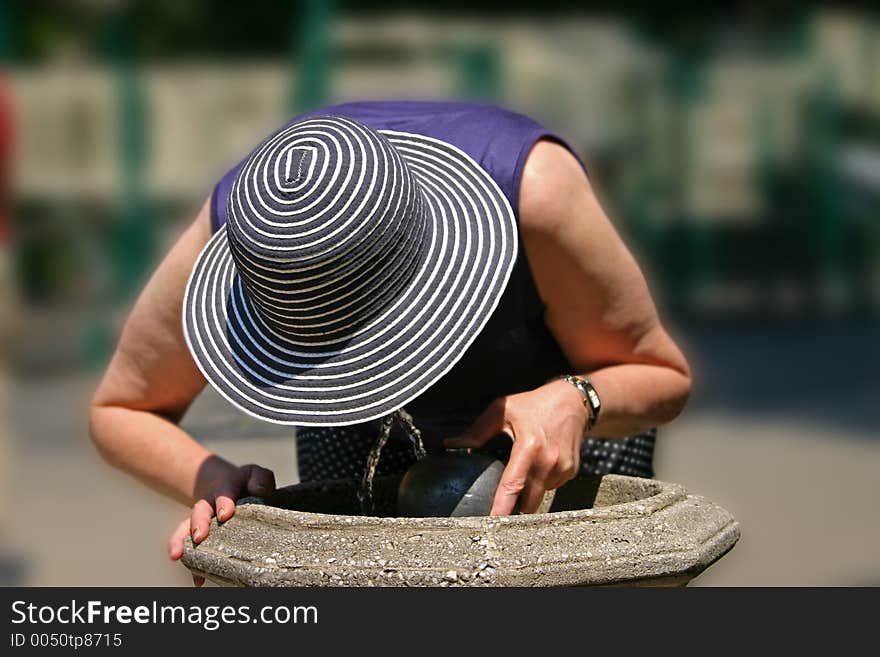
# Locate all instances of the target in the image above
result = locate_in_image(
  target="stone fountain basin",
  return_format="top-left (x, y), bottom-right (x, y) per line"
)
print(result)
top-left (182, 474), bottom-right (739, 587)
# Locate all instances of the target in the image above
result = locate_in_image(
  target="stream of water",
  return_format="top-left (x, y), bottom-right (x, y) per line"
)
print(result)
top-left (396, 407), bottom-right (427, 460)
top-left (357, 408), bottom-right (426, 515)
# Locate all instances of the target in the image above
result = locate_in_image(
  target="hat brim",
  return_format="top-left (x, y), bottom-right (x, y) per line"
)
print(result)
top-left (183, 130), bottom-right (517, 426)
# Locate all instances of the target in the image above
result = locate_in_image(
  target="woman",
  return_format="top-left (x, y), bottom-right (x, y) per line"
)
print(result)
top-left (88, 102), bottom-right (691, 576)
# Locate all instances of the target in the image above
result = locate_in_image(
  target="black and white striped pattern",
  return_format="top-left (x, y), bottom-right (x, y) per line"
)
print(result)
top-left (183, 116), bottom-right (517, 425)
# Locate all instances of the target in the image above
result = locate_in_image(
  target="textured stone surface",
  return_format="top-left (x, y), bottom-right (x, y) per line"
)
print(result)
top-left (182, 474), bottom-right (739, 587)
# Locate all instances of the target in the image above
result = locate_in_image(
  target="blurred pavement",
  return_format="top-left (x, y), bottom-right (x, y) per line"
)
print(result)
top-left (3, 374), bottom-right (297, 586)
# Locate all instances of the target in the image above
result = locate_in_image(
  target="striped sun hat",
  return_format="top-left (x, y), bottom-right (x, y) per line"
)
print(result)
top-left (183, 116), bottom-right (517, 425)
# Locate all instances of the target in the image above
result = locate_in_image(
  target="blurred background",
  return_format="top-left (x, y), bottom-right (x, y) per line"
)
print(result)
top-left (0, 1), bottom-right (877, 586)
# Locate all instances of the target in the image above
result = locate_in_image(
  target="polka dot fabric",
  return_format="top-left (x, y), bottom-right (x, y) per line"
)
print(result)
top-left (295, 426), bottom-right (656, 483)
top-left (579, 431), bottom-right (656, 478)
top-left (297, 426), bottom-right (419, 482)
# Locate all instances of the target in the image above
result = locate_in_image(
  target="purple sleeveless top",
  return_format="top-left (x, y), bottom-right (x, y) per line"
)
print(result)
top-left (210, 101), bottom-right (579, 439)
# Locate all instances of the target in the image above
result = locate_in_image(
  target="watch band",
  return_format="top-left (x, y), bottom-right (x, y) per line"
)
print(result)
top-left (559, 374), bottom-right (601, 431)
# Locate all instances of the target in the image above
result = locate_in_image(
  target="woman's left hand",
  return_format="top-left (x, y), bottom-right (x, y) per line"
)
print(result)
top-left (443, 379), bottom-right (589, 515)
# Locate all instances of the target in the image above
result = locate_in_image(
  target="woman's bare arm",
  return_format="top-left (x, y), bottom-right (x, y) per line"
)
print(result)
top-left (89, 199), bottom-right (276, 569)
top-left (447, 140), bottom-right (692, 515)
top-left (88, 199), bottom-right (214, 505)
top-left (519, 140), bottom-right (692, 438)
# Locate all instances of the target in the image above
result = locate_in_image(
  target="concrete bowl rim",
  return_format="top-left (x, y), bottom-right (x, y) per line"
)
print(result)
top-left (233, 474), bottom-right (689, 529)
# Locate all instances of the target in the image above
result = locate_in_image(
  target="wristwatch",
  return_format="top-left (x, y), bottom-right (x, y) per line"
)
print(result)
top-left (559, 374), bottom-right (601, 432)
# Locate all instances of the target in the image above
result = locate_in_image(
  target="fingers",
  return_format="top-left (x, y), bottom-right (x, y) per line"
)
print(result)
top-left (545, 449), bottom-right (580, 491)
top-left (173, 461), bottom-right (278, 587)
top-left (168, 518), bottom-right (190, 561)
top-left (205, 473), bottom-right (241, 524)
top-left (216, 464), bottom-right (275, 523)
top-left (170, 518), bottom-right (206, 585)
top-left (569, 441), bottom-right (581, 484)
top-left (214, 494), bottom-right (236, 523)
top-left (490, 441), bottom-right (533, 516)
top-left (190, 499), bottom-right (214, 544)
top-left (517, 479), bottom-right (548, 515)
top-left (508, 439), bottom-right (554, 514)
top-left (448, 391), bottom-right (586, 515)
top-left (444, 398), bottom-right (507, 449)
top-left (170, 517), bottom-right (206, 586)
top-left (489, 432), bottom-right (580, 515)
top-left (243, 464), bottom-right (276, 497)
top-left (187, 463), bottom-right (276, 549)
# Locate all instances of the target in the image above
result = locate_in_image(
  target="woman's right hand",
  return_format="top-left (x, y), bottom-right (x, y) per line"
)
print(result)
top-left (168, 457), bottom-right (276, 585)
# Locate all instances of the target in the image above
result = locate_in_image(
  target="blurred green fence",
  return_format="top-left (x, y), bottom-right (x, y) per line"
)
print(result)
top-left (3, 3), bottom-right (879, 370)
